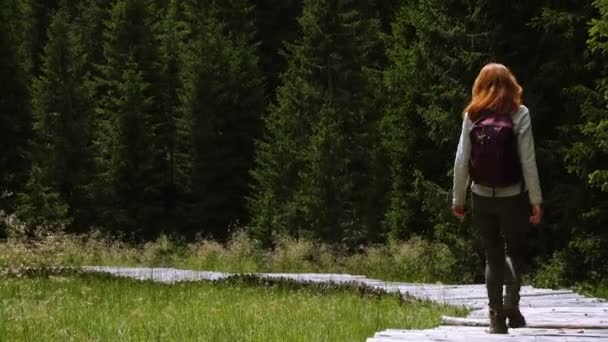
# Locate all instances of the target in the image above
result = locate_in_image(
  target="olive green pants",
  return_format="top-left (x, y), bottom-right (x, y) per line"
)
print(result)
top-left (472, 191), bottom-right (529, 310)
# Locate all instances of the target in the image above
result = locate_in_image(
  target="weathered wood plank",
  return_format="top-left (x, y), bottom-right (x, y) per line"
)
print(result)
top-left (467, 307), bottom-right (608, 320)
top-left (382, 327), bottom-right (608, 338)
top-left (371, 326), bottom-right (608, 341)
top-left (368, 338), bottom-right (606, 342)
top-left (370, 330), bottom-right (608, 342)
top-left (443, 297), bottom-right (605, 309)
top-left (441, 315), bottom-right (608, 329)
top-left (433, 326), bottom-right (608, 335)
top-left (429, 293), bottom-right (585, 303)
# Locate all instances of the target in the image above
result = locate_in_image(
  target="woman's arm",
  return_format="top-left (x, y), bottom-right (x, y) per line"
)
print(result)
top-left (517, 106), bottom-right (543, 224)
top-left (516, 106), bottom-right (543, 206)
top-left (453, 116), bottom-right (472, 210)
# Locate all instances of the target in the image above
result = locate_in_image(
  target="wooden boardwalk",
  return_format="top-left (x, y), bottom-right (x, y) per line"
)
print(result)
top-left (84, 266), bottom-right (608, 341)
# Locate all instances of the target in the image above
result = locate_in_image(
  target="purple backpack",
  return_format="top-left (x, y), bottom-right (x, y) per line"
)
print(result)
top-left (469, 111), bottom-right (522, 188)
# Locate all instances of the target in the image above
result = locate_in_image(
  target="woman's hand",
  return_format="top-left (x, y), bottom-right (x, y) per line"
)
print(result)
top-left (452, 206), bottom-right (465, 222)
top-left (530, 204), bottom-right (543, 225)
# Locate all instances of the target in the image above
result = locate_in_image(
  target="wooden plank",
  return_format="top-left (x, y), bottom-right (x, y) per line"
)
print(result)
top-left (471, 306), bottom-right (608, 314)
top-left (367, 337), bottom-right (606, 342)
top-left (442, 315), bottom-right (608, 329)
top-left (370, 330), bottom-right (608, 341)
top-left (470, 313), bottom-right (608, 321)
top-left (467, 306), bottom-right (608, 319)
top-left (385, 326), bottom-right (608, 338)
top-left (371, 326), bottom-right (608, 341)
top-left (433, 326), bottom-right (608, 336)
top-left (443, 297), bottom-right (605, 309)
top-left (429, 292), bottom-right (584, 302)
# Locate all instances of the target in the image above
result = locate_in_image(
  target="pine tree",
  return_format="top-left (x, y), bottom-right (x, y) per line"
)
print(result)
top-left (212, 0), bottom-right (257, 41)
top-left (155, 0), bottom-right (189, 225)
top-left (15, 166), bottom-right (72, 232)
top-left (516, 2), bottom-right (597, 261)
top-left (255, 0), bottom-right (301, 93)
top-left (381, 0), bottom-right (490, 241)
top-left (94, 0), bottom-right (166, 234)
top-left (0, 0), bottom-right (32, 211)
top-left (73, 0), bottom-right (111, 71)
top-left (24, 0), bottom-right (61, 77)
top-left (585, 1), bottom-right (608, 193)
top-left (555, 0), bottom-right (608, 282)
top-left (21, 8), bottom-right (95, 229)
top-left (249, 0), bottom-right (383, 245)
top-left (179, 2), bottom-right (265, 240)
top-left (3, 0), bottom-right (34, 81)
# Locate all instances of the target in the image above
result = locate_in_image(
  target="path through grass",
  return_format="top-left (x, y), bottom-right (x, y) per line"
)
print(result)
top-left (0, 273), bottom-right (467, 341)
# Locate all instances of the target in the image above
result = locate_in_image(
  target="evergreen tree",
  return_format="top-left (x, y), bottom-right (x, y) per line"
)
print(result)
top-left (20, 8), bottom-right (95, 229)
top-left (157, 0), bottom-right (188, 219)
top-left (3, 0), bottom-right (34, 81)
top-left (381, 0), bottom-right (489, 241)
top-left (212, 0), bottom-right (257, 41)
top-left (94, 0), bottom-right (166, 234)
top-left (73, 0), bottom-right (111, 71)
top-left (554, 0), bottom-right (608, 282)
top-left (585, 1), bottom-right (608, 191)
top-left (255, 0), bottom-right (301, 93)
top-left (0, 0), bottom-right (32, 211)
top-left (179, 2), bottom-right (265, 240)
top-left (519, 2), bottom-right (596, 260)
top-left (15, 166), bottom-right (72, 232)
top-left (249, 0), bottom-right (383, 245)
top-left (24, 0), bottom-right (61, 77)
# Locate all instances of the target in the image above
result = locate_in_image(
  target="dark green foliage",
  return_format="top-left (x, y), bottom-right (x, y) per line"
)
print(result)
top-left (15, 166), bottom-right (72, 231)
top-left (382, 0), bottom-right (489, 241)
top-left (3, 0), bottom-right (34, 81)
top-left (156, 0), bottom-right (188, 220)
top-left (97, 60), bottom-right (157, 231)
top-left (545, 0), bottom-right (608, 283)
top-left (24, 0), bottom-right (61, 77)
top-left (0, 1), bottom-right (32, 211)
top-left (72, 0), bottom-right (111, 70)
top-left (0, 0), bottom-right (607, 285)
top-left (249, 0), bottom-right (384, 245)
top-left (255, 0), bottom-right (301, 92)
top-left (179, 1), bottom-right (265, 240)
top-left (93, 0), bottom-right (166, 234)
top-left (18, 8), bottom-right (95, 229)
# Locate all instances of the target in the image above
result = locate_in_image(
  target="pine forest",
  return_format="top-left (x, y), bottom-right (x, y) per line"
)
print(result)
top-left (1, 0), bottom-right (607, 286)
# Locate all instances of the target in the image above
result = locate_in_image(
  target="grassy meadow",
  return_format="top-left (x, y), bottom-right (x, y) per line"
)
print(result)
top-left (0, 272), bottom-right (468, 341)
top-left (0, 231), bottom-right (472, 341)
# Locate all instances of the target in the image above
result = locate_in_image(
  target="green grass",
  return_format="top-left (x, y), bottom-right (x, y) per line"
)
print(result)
top-left (570, 281), bottom-right (608, 300)
top-left (0, 273), bottom-right (468, 341)
top-left (0, 231), bottom-right (480, 284)
top-left (592, 282), bottom-right (608, 299)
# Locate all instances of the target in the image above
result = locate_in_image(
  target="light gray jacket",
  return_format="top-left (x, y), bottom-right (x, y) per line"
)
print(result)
top-left (452, 105), bottom-right (543, 207)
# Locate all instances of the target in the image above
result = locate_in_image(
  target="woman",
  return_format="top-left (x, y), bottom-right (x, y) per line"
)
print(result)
top-left (452, 63), bottom-right (543, 334)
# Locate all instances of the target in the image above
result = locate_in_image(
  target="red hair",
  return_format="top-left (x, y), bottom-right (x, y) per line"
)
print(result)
top-left (464, 63), bottom-right (522, 121)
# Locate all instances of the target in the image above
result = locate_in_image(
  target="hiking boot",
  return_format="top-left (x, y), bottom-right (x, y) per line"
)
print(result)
top-left (504, 306), bottom-right (526, 328)
top-left (489, 308), bottom-right (508, 334)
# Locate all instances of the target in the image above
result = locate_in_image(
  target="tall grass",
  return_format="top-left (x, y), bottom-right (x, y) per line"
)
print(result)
top-left (0, 273), bottom-right (468, 341)
top-left (0, 230), bottom-right (469, 283)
